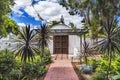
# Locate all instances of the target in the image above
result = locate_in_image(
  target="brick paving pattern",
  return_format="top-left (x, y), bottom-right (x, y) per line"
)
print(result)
top-left (44, 54), bottom-right (79, 80)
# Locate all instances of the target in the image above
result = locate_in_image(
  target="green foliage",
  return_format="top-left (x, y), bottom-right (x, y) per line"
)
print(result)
top-left (82, 41), bottom-right (92, 65)
top-left (48, 20), bottom-right (60, 28)
top-left (69, 22), bottom-right (76, 30)
top-left (14, 25), bottom-right (37, 62)
top-left (89, 59), bottom-right (99, 72)
top-left (0, 15), bottom-right (19, 38)
top-left (37, 48), bottom-right (52, 65)
top-left (95, 57), bottom-right (120, 75)
top-left (92, 56), bottom-right (120, 79)
top-left (0, 49), bottom-right (21, 80)
top-left (36, 24), bottom-right (51, 55)
top-left (111, 75), bottom-right (120, 80)
top-left (0, 49), bottom-right (49, 80)
top-left (21, 61), bottom-right (46, 80)
top-left (0, 0), bottom-right (19, 38)
top-left (111, 56), bottom-right (120, 75)
top-left (0, 0), bottom-right (14, 22)
top-left (95, 58), bottom-right (108, 73)
top-left (0, 0), bottom-right (14, 14)
top-left (0, 15), bottom-right (19, 37)
top-left (92, 72), bottom-right (106, 80)
top-left (90, 18), bottom-right (101, 40)
top-left (42, 48), bottom-right (52, 65)
top-left (9, 69), bottom-right (22, 80)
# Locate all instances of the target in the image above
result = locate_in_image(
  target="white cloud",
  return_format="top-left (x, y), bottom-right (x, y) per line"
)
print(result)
top-left (11, 0), bottom-right (32, 15)
top-left (46, 0), bottom-right (58, 3)
top-left (18, 23), bottom-right (26, 27)
top-left (17, 23), bottom-right (26, 30)
top-left (24, 1), bottom-right (84, 28)
top-left (12, 0), bottom-right (84, 28)
top-left (18, 23), bottom-right (39, 30)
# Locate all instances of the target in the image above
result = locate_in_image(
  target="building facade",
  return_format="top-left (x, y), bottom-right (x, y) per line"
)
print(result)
top-left (48, 24), bottom-right (88, 57)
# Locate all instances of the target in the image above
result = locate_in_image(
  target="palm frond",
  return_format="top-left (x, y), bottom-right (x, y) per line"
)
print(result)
top-left (36, 24), bottom-right (51, 49)
top-left (14, 25), bottom-right (37, 62)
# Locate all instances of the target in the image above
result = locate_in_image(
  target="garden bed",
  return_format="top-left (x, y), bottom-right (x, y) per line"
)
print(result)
top-left (72, 62), bottom-right (93, 80)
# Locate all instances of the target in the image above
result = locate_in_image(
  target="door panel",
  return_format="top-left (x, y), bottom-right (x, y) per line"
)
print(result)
top-left (54, 35), bottom-right (68, 54)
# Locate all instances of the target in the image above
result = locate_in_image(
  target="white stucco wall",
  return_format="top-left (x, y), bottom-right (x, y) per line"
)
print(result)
top-left (48, 35), bottom-right (82, 55)
top-left (69, 35), bottom-right (81, 55)
top-left (48, 36), bottom-right (53, 54)
top-left (48, 24), bottom-right (96, 55)
top-left (48, 35), bottom-right (99, 55)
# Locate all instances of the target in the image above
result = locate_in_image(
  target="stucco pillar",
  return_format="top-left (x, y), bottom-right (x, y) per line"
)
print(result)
top-left (80, 35), bottom-right (82, 52)
top-left (79, 35), bottom-right (83, 63)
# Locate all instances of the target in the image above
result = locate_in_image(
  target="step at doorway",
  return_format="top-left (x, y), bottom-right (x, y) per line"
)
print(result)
top-left (55, 54), bottom-right (68, 60)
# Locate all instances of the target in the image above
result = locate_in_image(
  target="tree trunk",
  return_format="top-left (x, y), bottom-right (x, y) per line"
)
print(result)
top-left (85, 55), bottom-right (88, 65)
top-left (106, 44), bottom-right (112, 80)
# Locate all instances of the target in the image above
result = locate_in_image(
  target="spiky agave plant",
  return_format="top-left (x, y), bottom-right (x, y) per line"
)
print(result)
top-left (96, 19), bottom-right (120, 79)
top-left (82, 41), bottom-right (92, 65)
top-left (36, 24), bottom-right (50, 56)
top-left (14, 25), bottom-right (37, 62)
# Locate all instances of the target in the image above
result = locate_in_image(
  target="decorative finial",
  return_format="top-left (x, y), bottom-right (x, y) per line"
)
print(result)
top-left (60, 15), bottom-right (64, 24)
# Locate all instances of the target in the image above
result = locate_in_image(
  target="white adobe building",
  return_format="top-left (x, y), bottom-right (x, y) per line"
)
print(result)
top-left (48, 23), bottom-right (88, 58)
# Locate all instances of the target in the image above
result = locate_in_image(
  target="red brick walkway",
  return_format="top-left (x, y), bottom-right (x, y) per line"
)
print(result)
top-left (44, 59), bottom-right (79, 80)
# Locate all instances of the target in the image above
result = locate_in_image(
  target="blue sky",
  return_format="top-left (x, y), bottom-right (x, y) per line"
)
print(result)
top-left (11, 10), bottom-right (41, 26)
top-left (11, 1), bottom-right (42, 27)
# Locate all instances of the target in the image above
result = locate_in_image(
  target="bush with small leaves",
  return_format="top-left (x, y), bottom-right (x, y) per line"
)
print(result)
top-left (92, 72), bottom-right (106, 80)
top-left (111, 75), bottom-right (120, 80)
top-left (21, 61), bottom-right (46, 80)
top-left (89, 59), bottom-right (99, 72)
top-left (0, 49), bottom-right (21, 80)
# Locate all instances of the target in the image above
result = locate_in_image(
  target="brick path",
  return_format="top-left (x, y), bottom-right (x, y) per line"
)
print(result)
top-left (44, 54), bottom-right (79, 80)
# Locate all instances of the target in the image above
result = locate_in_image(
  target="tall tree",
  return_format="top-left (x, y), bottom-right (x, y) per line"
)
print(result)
top-left (94, 0), bottom-right (120, 79)
top-left (69, 22), bottom-right (76, 30)
top-left (59, 0), bottom-right (102, 44)
top-left (48, 21), bottom-right (60, 28)
top-left (60, 0), bottom-right (120, 79)
top-left (0, 0), bottom-right (14, 22)
top-left (0, 15), bottom-right (19, 38)
top-left (0, 0), bottom-right (19, 38)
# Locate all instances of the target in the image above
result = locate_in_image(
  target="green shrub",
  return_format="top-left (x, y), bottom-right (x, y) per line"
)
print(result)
top-left (37, 48), bottom-right (52, 65)
top-left (0, 49), bottom-right (21, 80)
top-left (10, 69), bottom-right (22, 80)
top-left (89, 59), bottom-right (99, 72)
top-left (95, 58), bottom-right (108, 72)
top-left (95, 57), bottom-right (120, 75)
top-left (92, 56), bottom-right (120, 80)
top-left (92, 72), bottom-right (106, 80)
top-left (21, 61), bottom-right (46, 80)
top-left (111, 56), bottom-right (120, 75)
top-left (0, 49), bottom-right (48, 80)
top-left (111, 75), bottom-right (120, 80)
